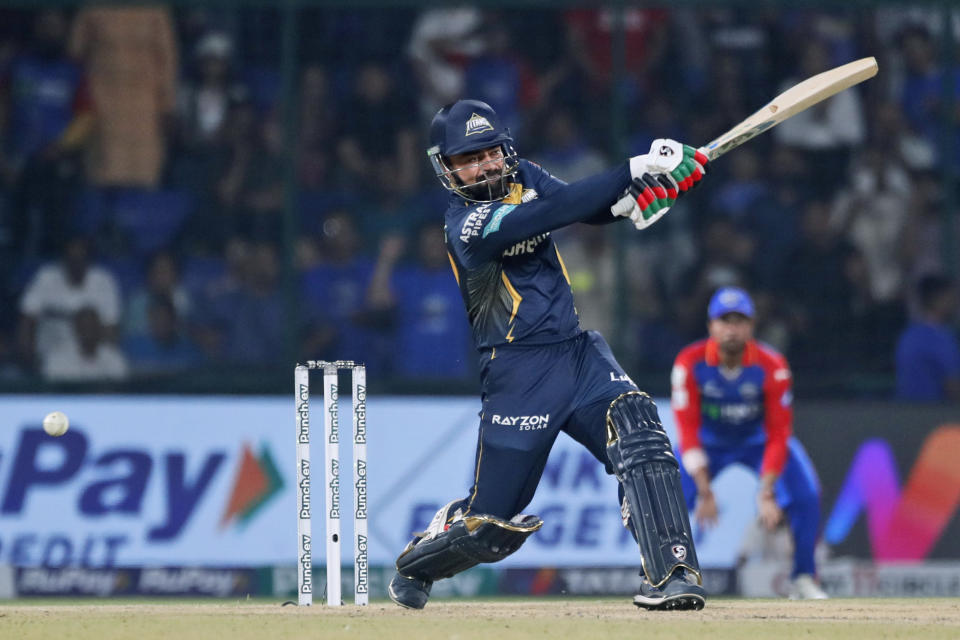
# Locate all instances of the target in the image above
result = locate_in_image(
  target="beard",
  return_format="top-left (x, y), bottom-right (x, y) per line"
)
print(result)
top-left (453, 168), bottom-right (508, 201)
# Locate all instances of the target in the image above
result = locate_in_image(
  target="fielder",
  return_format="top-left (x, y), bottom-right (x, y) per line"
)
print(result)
top-left (388, 99), bottom-right (709, 610)
top-left (671, 287), bottom-right (827, 599)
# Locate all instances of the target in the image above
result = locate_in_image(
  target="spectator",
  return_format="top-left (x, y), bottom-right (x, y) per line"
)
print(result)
top-left (710, 147), bottom-right (769, 222)
top-left (124, 294), bottom-right (200, 375)
top-left (336, 60), bottom-right (419, 198)
top-left (895, 274), bottom-right (960, 402)
top-left (462, 20), bottom-right (537, 137)
top-left (564, 8), bottom-right (669, 101)
top-left (69, 5), bottom-right (177, 189)
top-left (530, 108), bottom-right (606, 182)
top-left (390, 225), bottom-right (472, 379)
top-left (298, 63), bottom-right (336, 190)
top-left (0, 9), bottom-right (92, 257)
top-left (124, 251), bottom-right (191, 337)
top-left (215, 102), bottom-right (285, 243)
top-left (407, 8), bottom-right (485, 120)
top-left (897, 24), bottom-right (953, 163)
top-left (17, 236), bottom-right (121, 374)
top-left (193, 241), bottom-right (284, 365)
top-left (783, 201), bottom-right (857, 370)
top-left (773, 38), bottom-right (866, 197)
top-left (43, 306), bottom-right (128, 382)
top-left (301, 211), bottom-right (382, 368)
top-left (830, 146), bottom-right (911, 303)
top-left (171, 31), bottom-right (247, 192)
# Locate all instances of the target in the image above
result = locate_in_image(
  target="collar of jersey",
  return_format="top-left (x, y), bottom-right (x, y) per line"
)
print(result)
top-left (704, 338), bottom-right (759, 368)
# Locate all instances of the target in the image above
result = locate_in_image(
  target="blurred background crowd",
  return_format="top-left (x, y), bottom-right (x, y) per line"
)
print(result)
top-left (0, 3), bottom-right (958, 399)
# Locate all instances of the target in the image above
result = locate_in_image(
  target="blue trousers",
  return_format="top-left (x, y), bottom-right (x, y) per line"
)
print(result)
top-left (678, 437), bottom-right (822, 577)
top-left (461, 330), bottom-right (637, 519)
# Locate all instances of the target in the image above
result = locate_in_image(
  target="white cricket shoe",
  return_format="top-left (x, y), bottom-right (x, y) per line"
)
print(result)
top-left (789, 574), bottom-right (828, 600)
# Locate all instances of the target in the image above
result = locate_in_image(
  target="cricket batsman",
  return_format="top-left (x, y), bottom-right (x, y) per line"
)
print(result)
top-left (387, 99), bottom-right (710, 610)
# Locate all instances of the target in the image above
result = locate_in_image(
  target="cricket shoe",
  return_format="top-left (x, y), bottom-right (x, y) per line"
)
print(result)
top-left (388, 572), bottom-right (432, 609)
top-left (789, 574), bottom-right (828, 600)
top-left (633, 569), bottom-right (706, 611)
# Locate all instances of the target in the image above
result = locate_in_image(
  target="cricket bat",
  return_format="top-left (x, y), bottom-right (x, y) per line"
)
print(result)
top-left (700, 57), bottom-right (878, 162)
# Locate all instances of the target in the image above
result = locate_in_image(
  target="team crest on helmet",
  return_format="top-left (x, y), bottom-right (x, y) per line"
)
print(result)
top-left (465, 112), bottom-right (494, 136)
top-left (672, 544), bottom-right (688, 561)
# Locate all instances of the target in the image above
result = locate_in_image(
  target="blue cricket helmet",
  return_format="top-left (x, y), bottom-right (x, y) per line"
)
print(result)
top-left (427, 99), bottom-right (518, 202)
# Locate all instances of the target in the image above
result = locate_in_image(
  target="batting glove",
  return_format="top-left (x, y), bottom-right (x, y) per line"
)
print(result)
top-left (611, 173), bottom-right (678, 230)
top-left (630, 138), bottom-right (709, 197)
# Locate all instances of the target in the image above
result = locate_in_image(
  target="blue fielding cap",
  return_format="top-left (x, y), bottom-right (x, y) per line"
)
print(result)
top-left (708, 286), bottom-right (755, 319)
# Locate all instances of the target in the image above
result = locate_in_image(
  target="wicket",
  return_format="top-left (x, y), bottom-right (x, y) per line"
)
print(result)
top-left (295, 360), bottom-right (368, 607)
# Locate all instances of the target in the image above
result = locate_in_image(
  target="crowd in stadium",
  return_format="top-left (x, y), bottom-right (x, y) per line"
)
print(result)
top-left (0, 5), bottom-right (957, 399)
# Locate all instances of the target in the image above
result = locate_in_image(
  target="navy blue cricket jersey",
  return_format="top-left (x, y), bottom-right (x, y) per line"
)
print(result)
top-left (443, 159), bottom-right (631, 350)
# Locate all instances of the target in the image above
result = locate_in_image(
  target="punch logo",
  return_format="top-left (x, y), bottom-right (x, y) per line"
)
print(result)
top-left (297, 385), bottom-right (310, 443)
top-left (672, 544), bottom-right (687, 561)
top-left (354, 385), bottom-right (367, 444)
top-left (300, 535), bottom-right (312, 594)
top-left (492, 414), bottom-right (550, 431)
top-left (659, 145), bottom-right (675, 157)
top-left (328, 384), bottom-right (339, 444)
top-left (355, 534), bottom-right (369, 594)
top-left (329, 459), bottom-right (341, 519)
top-left (220, 442), bottom-right (285, 528)
top-left (355, 460), bottom-right (367, 519)
top-left (298, 460), bottom-right (311, 519)
top-left (825, 425), bottom-right (960, 561)
top-left (465, 112), bottom-right (494, 136)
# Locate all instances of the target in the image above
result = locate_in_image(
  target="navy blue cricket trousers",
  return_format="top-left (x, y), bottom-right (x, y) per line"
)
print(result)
top-left (461, 330), bottom-right (638, 519)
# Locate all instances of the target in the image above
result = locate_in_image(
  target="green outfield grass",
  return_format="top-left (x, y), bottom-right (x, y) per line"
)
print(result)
top-left (2, 597), bottom-right (958, 639)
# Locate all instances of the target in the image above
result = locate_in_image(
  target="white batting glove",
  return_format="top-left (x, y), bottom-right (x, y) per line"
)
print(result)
top-left (611, 174), bottom-right (678, 230)
top-left (630, 138), bottom-right (709, 196)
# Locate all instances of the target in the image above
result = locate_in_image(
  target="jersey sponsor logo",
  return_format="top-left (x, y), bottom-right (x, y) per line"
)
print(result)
top-left (609, 371), bottom-right (635, 385)
top-left (702, 381), bottom-right (724, 399)
top-left (738, 382), bottom-right (760, 399)
top-left (459, 204), bottom-right (492, 243)
top-left (481, 204), bottom-right (517, 238)
top-left (465, 112), bottom-right (494, 137)
top-left (502, 233), bottom-right (549, 257)
top-left (703, 401), bottom-right (761, 423)
top-left (491, 414), bottom-right (550, 430)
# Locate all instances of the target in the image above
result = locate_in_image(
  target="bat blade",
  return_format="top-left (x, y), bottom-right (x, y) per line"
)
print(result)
top-left (701, 57), bottom-right (878, 161)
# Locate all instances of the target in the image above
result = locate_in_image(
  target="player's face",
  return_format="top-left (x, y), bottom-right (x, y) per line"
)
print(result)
top-left (447, 145), bottom-right (508, 200)
top-left (448, 146), bottom-right (505, 185)
top-left (708, 313), bottom-right (754, 356)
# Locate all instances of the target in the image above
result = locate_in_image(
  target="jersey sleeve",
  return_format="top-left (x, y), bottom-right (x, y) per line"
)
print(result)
top-left (449, 162), bottom-right (630, 268)
top-left (760, 350), bottom-right (793, 476)
top-left (671, 348), bottom-right (702, 455)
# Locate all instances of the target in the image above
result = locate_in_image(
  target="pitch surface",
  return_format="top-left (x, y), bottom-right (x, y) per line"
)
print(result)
top-left (3, 598), bottom-right (958, 639)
